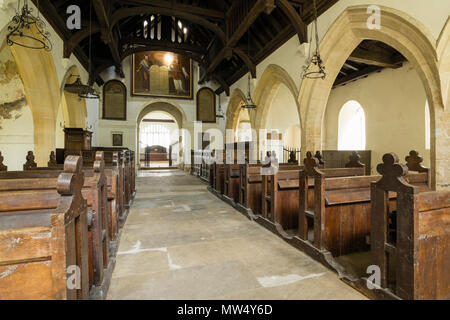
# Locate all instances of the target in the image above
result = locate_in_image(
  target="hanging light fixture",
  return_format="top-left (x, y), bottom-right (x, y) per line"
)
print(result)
top-left (241, 73), bottom-right (257, 110)
top-left (6, 0), bottom-right (52, 51)
top-left (64, 75), bottom-right (99, 99)
top-left (65, 0), bottom-right (99, 99)
top-left (242, 30), bottom-right (257, 110)
top-left (216, 94), bottom-right (225, 119)
top-left (302, 0), bottom-right (326, 80)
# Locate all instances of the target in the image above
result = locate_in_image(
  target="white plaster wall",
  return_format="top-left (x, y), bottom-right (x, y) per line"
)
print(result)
top-left (0, 106), bottom-right (34, 170)
top-left (323, 62), bottom-right (430, 173)
top-left (284, 125), bottom-right (302, 149)
top-left (265, 85), bottom-right (300, 133)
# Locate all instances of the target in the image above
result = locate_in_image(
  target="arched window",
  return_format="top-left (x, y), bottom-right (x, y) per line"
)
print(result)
top-left (140, 122), bottom-right (171, 147)
top-left (338, 100), bottom-right (366, 150)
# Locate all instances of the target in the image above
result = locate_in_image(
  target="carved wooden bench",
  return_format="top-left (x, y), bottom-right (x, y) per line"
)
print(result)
top-left (0, 153), bottom-right (110, 290)
top-left (0, 156), bottom-right (89, 300)
top-left (299, 151), bottom-right (430, 257)
top-left (371, 153), bottom-right (449, 300)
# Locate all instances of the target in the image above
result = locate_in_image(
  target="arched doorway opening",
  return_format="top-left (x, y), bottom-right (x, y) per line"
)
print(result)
top-left (136, 101), bottom-right (186, 169)
top-left (225, 88), bottom-right (247, 134)
top-left (299, 5), bottom-right (444, 189)
top-left (253, 65), bottom-right (301, 161)
top-left (56, 66), bottom-right (88, 148)
top-left (235, 108), bottom-right (252, 142)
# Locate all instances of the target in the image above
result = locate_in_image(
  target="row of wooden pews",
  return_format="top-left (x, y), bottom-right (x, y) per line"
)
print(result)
top-left (193, 148), bottom-right (449, 300)
top-left (0, 150), bottom-right (136, 300)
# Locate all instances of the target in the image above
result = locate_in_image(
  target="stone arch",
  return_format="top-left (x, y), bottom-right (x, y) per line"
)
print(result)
top-left (225, 88), bottom-right (247, 131)
top-left (299, 5), bottom-right (444, 189)
top-left (136, 100), bottom-right (187, 167)
top-left (253, 64), bottom-right (300, 131)
top-left (436, 17), bottom-right (450, 187)
top-left (59, 65), bottom-right (88, 129)
top-left (5, 25), bottom-right (61, 166)
top-left (437, 17), bottom-right (450, 109)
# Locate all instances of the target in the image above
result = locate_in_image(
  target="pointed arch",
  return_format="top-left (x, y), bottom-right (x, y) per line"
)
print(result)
top-left (7, 25), bottom-right (61, 166)
top-left (136, 100), bottom-right (187, 168)
top-left (253, 64), bottom-right (300, 131)
top-left (225, 88), bottom-right (247, 131)
top-left (59, 65), bottom-right (88, 129)
top-left (298, 5), bottom-right (444, 189)
top-left (437, 17), bottom-right (450, 109)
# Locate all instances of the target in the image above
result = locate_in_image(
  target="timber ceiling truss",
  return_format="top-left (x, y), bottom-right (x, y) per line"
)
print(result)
top-left (32, 1), bottom-right (404, 93)
top-left (33, 0), bottom-right (339, 93)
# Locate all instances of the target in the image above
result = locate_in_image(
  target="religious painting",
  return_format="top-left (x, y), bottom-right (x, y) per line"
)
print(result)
top-left (132, 51), bottom-right (193, 99)
top-left (196, 87), bottom-right (216, 123)
top-left (112, 133), bottom-right (123, 147)
top-left (103, 80), bottom-right (127, 120)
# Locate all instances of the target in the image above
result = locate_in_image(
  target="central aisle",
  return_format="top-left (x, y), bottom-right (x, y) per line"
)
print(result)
top-left (107, 170), bottom-right (366, 300)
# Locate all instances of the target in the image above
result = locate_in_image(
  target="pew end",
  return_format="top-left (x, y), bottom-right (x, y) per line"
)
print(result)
top-left (0, 156), bottom-right (89, 300)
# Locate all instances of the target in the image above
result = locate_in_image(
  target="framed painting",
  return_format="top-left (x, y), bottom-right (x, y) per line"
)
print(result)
top-left (112, 133), bottom-right (123, 147)
top-left (132, 51), bottom-right (193, 99)
top-left (103, 80), bottom-right (127, 120)
top-left (196, 87), bottom-right (216, 123)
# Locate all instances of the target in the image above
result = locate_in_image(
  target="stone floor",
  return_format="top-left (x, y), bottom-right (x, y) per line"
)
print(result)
top-left (107, 170), bottom-right (367, 300)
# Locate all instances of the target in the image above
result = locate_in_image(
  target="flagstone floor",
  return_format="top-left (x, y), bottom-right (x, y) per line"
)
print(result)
top-left (107, 170), bottom-right (366, 300)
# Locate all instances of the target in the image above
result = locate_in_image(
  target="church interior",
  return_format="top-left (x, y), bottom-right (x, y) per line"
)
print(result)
top-left (0, 0), bottom-right (449, 301)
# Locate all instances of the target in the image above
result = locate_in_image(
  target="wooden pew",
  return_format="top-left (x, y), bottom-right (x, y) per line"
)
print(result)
top-left (212, 150), bottom-right (226, 194)
top-left (371, 153), bottom-right (449, 300)
top-left (238, 161), bottom-right (302, 215)
top-left (223, 147), bottom-right (247, 204)
top-left (208, 150), bottom-right (216, 188)
top-left (0, 156), bottom-right (89, 300)
top-left (239, 163), bottom-right (263, 215)
top-left (299, 151), bottom-right (430, 257)
top-left (200, 150), bottom-right (213, 183)
top-left (0, 152), bottom-right (110, 290)
top-left (262, 152), bottom-right (366, 235)
top-left (223, 163), bottom-right (241, 203)
top-left (20, 150), bottom-right (122, 240)
top-left (262, 164), bottom-right (303, 232)
top-left (65, 148), bottom-right (135, 210)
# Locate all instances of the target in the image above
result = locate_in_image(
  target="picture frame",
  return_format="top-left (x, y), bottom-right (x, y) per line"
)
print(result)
top-left (131, 51), bottom-right (193, 99)
top-left (112, 133), bottom-right (123, 147)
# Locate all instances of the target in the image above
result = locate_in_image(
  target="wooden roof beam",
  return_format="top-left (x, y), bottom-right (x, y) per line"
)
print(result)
top-left (200, 0), bottom-right (275, 83)
top-left (120, 0), bottom-right (225, 21)
top-left (213, 74), bottom-right (230, 96)
top-left (233, 48), bottom-right (256, 78)
top-left (92, 0), bottom-right (123, 73)
top-left (276, 0), bottom-right (307, 43)
top-left (348, 47), bottom-right (403, 69)
top-left (110, 6), bottom-right (226, 44)
top-left (333, 65), bottom-right (383, 87)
